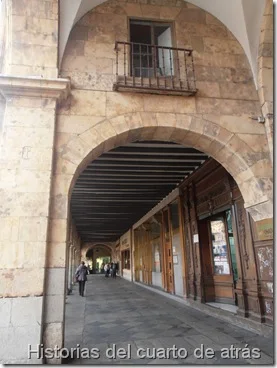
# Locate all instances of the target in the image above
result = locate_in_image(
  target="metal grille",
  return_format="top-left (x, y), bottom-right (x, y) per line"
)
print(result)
top-left (113, 41), bottom-right (197, 96)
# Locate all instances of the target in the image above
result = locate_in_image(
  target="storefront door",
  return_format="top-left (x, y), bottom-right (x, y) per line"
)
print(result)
top-left (163, 209), bottom-right (175, 293)
top-left (200, 209), bottom-right (238, 304)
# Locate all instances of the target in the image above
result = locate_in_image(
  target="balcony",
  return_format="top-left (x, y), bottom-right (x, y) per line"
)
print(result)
top-left (113, 41), bottom-right (197, 96)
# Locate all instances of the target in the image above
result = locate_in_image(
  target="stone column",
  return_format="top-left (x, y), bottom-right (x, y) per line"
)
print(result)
top-left (0, 1), bottom-right (70, 362)
top-left (0, 76), bottom-right (70, 364)
top-left (188, 184), bottom-right (203, 302)
top-left (258, 0), bottom-right (273, 164)
top-left (92, 249), bottom-right (97, 273)
top-left (67, 244), bottom-right (73, 293)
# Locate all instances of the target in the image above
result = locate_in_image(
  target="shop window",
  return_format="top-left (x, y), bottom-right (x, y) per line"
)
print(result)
top-left (170, 201), bottom-right (179, 230)
top-left (122, 249), bottom-right (130, 270)
top-left (210, 217), bottom-right (230, 275)
top-left (152, 239), bottom-right (162, 273)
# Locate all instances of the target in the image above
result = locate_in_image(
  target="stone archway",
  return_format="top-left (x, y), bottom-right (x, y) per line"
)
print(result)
top-left (54, 113), bottom-right (273, 222)
top-left (44, 112), bottom-right (273, 352)
top-left (84, 244), bottom-right (113, 273)
top-left (82, 243), bottom-right (114, 260)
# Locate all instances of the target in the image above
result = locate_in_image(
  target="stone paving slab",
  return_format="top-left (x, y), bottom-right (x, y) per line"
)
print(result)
top-left (64, 275), bottom-right (274, 365)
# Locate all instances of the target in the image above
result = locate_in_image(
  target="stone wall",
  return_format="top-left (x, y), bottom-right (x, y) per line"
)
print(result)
top-left (3, 0), bottom-right (59, 78)
top-left (56, 0), bottom-right (272, 220)
top-left (0, 0), bottom-right (273, 362)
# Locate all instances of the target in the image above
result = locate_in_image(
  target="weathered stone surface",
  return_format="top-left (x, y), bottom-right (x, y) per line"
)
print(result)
top-left (0, 268), bottom-right (45, 297)
top-left (18, 217), bottom-right (48, 242)
top-left (43, 322), bottom-right (64, 351)
top-left (47, 242), bottom-right (67, 268)
top-left (0, 324), bottom-right (42, 363)
top-left (176, 8), bottom-right (206, 23)
top-left (206, 13), bottom-right (222, 26)
top-left (195, 81), bottom-right (220, 98)
top-left (48, 219), bottom-right (68, 243)
top-left (204, 38), bottom-right (244, 54)
top-left (219, 82), bottom-right (258, 100)
top-left (11, 297), bottom-right (43, 327)
top-left (69, 90), bottom-right (106, 116)
top-left (45, 268), bottom-right (66, 296)
top-left (106, 92), bottom-right (144, 117)
top-left (144, 95), bottom-right (196, 114)
top-left (219, 115), bottom-right (265, 134)
top-left (44, 295), bottom-right (65, 324)
top-left (56, 115), bottom-right (102, 134)
top-left (0, 299), bottom-right (12, 327)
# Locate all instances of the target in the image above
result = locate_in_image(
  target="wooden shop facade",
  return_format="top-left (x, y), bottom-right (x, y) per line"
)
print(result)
top-left (128, 159), bottom-right (273, 326)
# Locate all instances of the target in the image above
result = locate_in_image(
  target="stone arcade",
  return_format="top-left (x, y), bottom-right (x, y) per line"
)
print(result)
top-left (0, 0), bottom-right (273, 364)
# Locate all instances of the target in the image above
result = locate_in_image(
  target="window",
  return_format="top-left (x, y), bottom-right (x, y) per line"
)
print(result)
top-left (170, 201), bottom-right (179, 230)
top-left (210, 217), bottom-right (230, 275)
top-left (122, 249), bottom-right (130, 270)
top-left (129, 20), bottom-right (173, 78)
top-left (152, 239), bottom-right (162, 273)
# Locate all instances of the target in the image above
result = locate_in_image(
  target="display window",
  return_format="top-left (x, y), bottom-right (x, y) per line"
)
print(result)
top-left (122, 249), bottom-right (130, 270)
top-left (209, 210), bottom-right (238, 279)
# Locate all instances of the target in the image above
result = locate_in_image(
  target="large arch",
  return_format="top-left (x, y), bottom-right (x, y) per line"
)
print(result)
top-left (44, 115), bottom-right (273, 351)
top-left (82, 242), bottom-right (114, 260)
top-left (53, 114), bottom-right (273, 223)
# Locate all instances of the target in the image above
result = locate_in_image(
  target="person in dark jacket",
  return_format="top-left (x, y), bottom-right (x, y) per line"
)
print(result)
top-left (75, 261), bottom-right (88, 297)
top-left (111, 262), bottom-right (117, 278)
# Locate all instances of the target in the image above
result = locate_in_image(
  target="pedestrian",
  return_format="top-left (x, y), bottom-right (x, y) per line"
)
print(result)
top-left (104, 263), bottom-right (110, 277)
top-left (75, 261), bottom-right (88, 297)
top-left (111, 262), bottom-right (117, 278)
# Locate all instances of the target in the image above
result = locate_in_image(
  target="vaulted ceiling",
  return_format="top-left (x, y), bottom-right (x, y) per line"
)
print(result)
top-left (59, 0), bottom-right (265, 86)
top-left (71, 141), bottom-right (208, 242)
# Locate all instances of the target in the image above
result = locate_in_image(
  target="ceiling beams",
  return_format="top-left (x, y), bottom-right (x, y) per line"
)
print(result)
top-left (71, 141), bottom-right (208, 242)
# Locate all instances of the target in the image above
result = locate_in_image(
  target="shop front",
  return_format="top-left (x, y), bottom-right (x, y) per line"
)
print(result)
top-left (132, 158), bottom-right (273, 325)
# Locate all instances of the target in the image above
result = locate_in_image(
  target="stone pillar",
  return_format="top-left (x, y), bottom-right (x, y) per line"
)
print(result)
top-left (73, 248), bottom-right (77, 281)
top-left (0, 76), bottom-right (70, 364)
top-left (258, 0), bottom-right (273, 164)
top-left (0, 2), bottom-right (69, 363)
top-left (67, 244), bottom-right (73, 293)
top-left (92, 249), bottom-right (97, 273)
top-left (71, 247), bottom-right (76, 286)
top-left (188, 184), bottom-right (203, 302)
top-left (182, 188), bottom-right (195, 299)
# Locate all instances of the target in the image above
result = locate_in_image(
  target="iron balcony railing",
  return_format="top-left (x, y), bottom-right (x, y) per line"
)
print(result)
top-left (113, 41), bottom-right (197, 96)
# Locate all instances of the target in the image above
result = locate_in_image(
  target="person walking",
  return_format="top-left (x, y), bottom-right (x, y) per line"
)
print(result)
top-left (75, 261), bottom-right (88, 297)
top-left (104, 263), bottom-right (110, 277)
top-left (111, 262), bottom-right (117, 278)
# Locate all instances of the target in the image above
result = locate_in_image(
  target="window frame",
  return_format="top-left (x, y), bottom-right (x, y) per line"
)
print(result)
top-left (128, 18), bottom-right (176, 78)
top-left (208, 212), bottom-right (233, 276)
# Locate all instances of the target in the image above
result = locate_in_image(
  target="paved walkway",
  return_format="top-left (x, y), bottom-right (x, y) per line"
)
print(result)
top-left (64, 275), bottom-right (273, 365)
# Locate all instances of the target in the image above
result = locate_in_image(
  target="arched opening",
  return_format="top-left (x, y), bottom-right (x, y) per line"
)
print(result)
top-left (58, 131), bottom-right (273, 364)
top-left (69, 138), bottom-right (239, 306)
top-left (85, 245), bottom-right (112, 273)
top-left (44, 116), bottom-right (273, 357)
